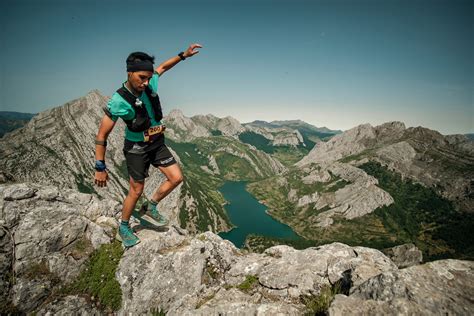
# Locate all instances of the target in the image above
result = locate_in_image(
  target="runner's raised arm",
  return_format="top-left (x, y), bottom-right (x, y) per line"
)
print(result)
top-left (155, 43), bottom-right (202, 76)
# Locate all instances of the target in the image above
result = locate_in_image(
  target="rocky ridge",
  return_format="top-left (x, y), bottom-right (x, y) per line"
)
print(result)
top-left (166, 109), bottom-right (325, 148)
top-left (0, 182), bottom-right (119, 313)
top-left (244, 124), bottom-right (305, 147)
top-left (0, 90), bottom-right (128, 200)
top-left (0, 91), bottom-right (234, 234)
top-left (1, 182), bottom-right (473, 315)
top-left (307, 162), bottom-right (394, 227)
top-left (296, 121), bottom-right (474, 213)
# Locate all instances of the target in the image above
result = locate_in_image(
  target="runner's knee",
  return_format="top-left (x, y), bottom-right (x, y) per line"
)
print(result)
top-left (170, 174), bottom-right (183, 187)
top-left (128, 181), bottom-right (144, 198)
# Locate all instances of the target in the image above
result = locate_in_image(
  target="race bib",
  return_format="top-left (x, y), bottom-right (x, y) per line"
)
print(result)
top-left (143, 125), bottom-right (166, 142)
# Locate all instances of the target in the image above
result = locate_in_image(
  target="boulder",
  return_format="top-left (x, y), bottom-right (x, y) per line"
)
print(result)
top-left (329, 259), bottom-right (474, 315)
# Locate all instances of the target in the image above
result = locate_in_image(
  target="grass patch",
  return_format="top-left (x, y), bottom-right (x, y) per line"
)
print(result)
top-left (271, 146), bottom-right (309, 166)
top-left (301, 283), bottom-right (342, 316)
top-left (62, 241), bottom-right (123, 311)
top-left (237, 275), bottom-right (259, 293)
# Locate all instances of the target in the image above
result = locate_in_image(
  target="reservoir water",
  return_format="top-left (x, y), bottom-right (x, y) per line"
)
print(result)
top-left (218, 181), bottom-right (300, 247)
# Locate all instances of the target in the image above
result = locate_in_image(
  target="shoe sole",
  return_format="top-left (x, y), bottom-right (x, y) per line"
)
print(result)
top-left (132, 210), bottom-right (168, 227)
top-left (115, 232), bottom-right (141, 248)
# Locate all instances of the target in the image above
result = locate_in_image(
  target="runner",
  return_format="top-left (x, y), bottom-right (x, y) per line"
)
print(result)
top-left (94, 44), bottom-right (202, 247)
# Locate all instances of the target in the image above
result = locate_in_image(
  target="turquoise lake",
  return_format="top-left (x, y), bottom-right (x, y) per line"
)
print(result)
top-left (218, 181), bottom-right (300, 247)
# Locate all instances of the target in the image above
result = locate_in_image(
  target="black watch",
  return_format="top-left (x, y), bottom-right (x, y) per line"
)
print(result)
top-left (178, 52), bottom-right (186, 60)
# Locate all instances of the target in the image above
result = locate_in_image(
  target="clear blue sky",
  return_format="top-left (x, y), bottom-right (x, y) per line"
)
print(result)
top-left (1, 0), bottom-right (472, 134)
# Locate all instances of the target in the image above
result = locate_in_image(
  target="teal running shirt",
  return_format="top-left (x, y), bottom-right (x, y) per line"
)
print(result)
top-left (107, 73), bottom-right (162, 142)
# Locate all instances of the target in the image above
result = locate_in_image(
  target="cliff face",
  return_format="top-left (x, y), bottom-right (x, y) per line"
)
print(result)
top-left (0, 182), bottom-right (119, 313)
top-left (296, 121), bottom-right (474, 213)
top-left (0, 91), bottom-right (228, 234)
top-left (2, 182), bottom-right (472, 315)
top-left (0, 90), bottom-right (129, 200)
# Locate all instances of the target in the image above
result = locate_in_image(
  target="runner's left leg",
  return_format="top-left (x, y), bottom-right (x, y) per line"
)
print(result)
top-left (151, 163), bottom-right (183, 203)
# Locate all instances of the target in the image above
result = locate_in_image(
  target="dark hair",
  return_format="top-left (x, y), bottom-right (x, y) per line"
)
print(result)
top-left (126, 52), bottom-right (155, 64)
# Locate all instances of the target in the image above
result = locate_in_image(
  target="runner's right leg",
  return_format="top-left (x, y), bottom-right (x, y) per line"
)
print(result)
top-left (117, 177), bottom-right (144, 247)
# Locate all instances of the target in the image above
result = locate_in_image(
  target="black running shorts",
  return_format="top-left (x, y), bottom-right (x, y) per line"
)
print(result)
top-left (123, 139), bottom-right (177, 181)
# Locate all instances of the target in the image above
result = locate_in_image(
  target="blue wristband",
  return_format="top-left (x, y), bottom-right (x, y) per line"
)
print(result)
top-left (95, 160), bottom-right (107, 172)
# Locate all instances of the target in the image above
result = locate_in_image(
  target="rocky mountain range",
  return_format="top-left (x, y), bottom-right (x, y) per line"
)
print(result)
top-left (0, 89), bottom-right (473, 313)
top-left (296, 121), bottom-right (473, 213)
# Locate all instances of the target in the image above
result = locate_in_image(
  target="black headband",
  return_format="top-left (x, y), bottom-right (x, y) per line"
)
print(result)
top-left (127, 60), bottom-right (154, 72)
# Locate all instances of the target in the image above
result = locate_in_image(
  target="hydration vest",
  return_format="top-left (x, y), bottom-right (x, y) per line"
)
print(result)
top-left (116, 85), bottom-right (163, 133)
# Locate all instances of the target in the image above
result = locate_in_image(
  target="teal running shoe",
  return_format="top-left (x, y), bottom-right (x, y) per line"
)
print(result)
top-left (116, 224), bottom-right (140, 248)
top-left (133, 201), bottom-right (168, 227)
top-left (147, 202), bottom-right (169, 225)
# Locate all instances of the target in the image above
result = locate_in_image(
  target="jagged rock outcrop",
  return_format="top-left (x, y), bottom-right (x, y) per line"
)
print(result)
top-left (322, 163), bottom-right (393, 225)
top-left (301, 169), bottom-right (332, 184)
top-left (165, 109), bottom-right (211, 141)
top-left (243, 125), bottom-right (276, 140)
top-left (243, 124), bottom-right (305, 147)
top-left (0, 182), bottom-right (120, 313)
top-left (0, 91), bottom-right (229, 235)
top-left (0, 90), bottom-right (129, 200)
top-left (116, 228), bottom-right (397, 315)
top-left (329, 259), bottom-right (474, 315)
top-left (37, 295), bottom-right (101, 315)
top-left (294, 163), bottom-right (394, 228)
top-left (296, 121), bottom-right (474, 213)
top-left (165, 110), bottom-right (245, 141)
top-left (296, 121), bottom-right (407, 167)
top-left (192, 113), bottom-right (245, 137)
top-left (215, 144), bottom-right (287, 178)
top-left (382, 243), bottom-right (423, 268)
top-left (1, 182), bottom-right (472, 315)
top-left (272, 129), bottom-right (304, 146)
top-left (116, 228), bottom-right (473, 315)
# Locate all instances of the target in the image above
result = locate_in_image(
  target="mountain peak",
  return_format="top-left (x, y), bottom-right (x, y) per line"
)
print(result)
top-left (167, 109), bottom-right (185, 118)
top-left (87, 89), bottom-right (103, 97)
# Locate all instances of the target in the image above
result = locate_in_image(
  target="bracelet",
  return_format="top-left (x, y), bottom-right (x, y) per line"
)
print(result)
top-left (95, 139), bottom-right (107, 147)
top-left (95, 160), bottom-right (107, 172)
top-left (178, 52), bottom-right (186, 61)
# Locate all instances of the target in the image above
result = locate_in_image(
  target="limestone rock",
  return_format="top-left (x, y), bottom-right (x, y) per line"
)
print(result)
top-left (0, 226), bottom-right (13, 304)
top-left (297, 192), bottom-right (319, 207)
top-left (296, 123), bottom-right (377, 166)
top-left (36, 295), bottom-right (101, 316)
top-left (308, 163), bottom-right (394, 227)
top-left (244, 124), bottom-right (305, 147)
top-left (116, 229), bottom-right (397, 315)
top-left (329, 259), bottom-right (474, 315)
top-left (382, 243), bottom-right (423, 268)
top-left (0, 182), bottom-right (120, 313)
top-left (215, 144), bottom-right (286, 177)
top-left (0, 90), bottom-right (129, 201)
top-left (165, 109), bottom-right (211, 141)
top-left (302, 170), bottom-right (332, 184)
top-left (296, 121), bottom-right (474, 213)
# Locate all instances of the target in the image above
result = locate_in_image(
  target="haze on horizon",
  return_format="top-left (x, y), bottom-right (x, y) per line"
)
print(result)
top-left (0, 0), bottom-right (472, 135)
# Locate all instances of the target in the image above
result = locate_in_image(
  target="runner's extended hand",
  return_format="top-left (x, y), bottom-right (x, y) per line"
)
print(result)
top-left (94, 170), bottom-right (109, 187)
top-left (184, 43), bottom-right (203, 58)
